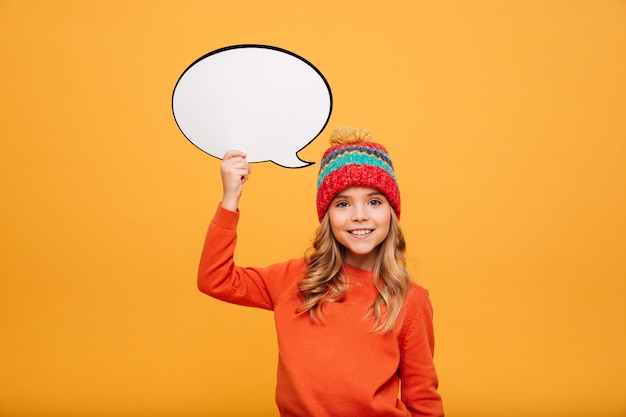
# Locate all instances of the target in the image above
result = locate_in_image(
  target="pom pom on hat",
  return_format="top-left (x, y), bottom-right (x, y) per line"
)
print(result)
top-left (329, 127), bottom-right (373, 144)
top-left (316, 127), bottom-right (401, 222)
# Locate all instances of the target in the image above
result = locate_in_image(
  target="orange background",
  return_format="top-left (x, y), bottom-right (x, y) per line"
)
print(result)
top-left (2, 1), bottom-right (625, 416)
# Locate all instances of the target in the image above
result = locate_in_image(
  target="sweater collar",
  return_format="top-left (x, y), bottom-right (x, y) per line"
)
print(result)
top-left (341, 263), bottom-right (374, 283)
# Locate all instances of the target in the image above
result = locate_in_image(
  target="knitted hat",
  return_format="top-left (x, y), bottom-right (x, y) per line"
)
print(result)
top-left (316, 127), bottom-right (400, 222)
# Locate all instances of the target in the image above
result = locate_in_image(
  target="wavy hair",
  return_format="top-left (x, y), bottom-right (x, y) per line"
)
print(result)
top-left (297, 209), bottom-right (410, 333)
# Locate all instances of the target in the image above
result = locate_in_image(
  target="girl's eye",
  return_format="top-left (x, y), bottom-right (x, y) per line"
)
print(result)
top-left (368, 199), bottom-right (382, 206)
top-left (335, 201), bottom-right (349, 208)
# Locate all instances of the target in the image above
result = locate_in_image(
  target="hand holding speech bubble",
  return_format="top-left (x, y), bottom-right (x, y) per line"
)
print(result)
top-left (172, 45), bottom-right (333, 168)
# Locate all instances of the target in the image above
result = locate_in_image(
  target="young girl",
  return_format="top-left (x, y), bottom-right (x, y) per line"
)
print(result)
top-left (198, 127), bottom-right (444, 417)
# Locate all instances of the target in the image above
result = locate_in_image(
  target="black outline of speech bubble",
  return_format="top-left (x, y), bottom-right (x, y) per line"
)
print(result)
top-left (172, 44), bottom-right (333, 168)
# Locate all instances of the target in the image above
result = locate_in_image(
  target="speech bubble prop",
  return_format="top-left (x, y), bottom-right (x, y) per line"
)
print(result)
top-left (172, 45), bottom-right (332, 168)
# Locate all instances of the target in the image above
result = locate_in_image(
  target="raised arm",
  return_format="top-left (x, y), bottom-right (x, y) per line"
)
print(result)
top-left (197, 151), bottom-right (275, 310)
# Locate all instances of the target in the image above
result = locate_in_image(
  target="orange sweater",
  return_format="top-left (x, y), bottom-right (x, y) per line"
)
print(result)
top-left (198, 205), bottom-right (444, 417)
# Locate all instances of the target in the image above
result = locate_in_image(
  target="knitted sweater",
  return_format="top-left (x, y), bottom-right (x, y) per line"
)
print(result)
top-left (198, 205), bottom-right (444, 417)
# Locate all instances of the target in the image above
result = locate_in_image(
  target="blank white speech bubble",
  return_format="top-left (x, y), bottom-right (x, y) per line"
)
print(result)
top-left (172, 45), bottom-right (332, 168)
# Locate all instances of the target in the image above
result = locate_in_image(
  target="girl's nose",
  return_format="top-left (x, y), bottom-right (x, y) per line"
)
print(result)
top-left (351, 204), bottom-right (369, 221)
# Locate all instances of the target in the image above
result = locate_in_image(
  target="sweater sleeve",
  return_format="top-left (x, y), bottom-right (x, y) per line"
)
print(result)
top-left (197, 204), bottom-right (283, 310)
top-left (399, 286), bottom-right (444, 417)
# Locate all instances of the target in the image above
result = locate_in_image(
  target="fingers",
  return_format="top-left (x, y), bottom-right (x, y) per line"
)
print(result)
top-left (221, 149), bottom-right (251, 190)
top-left (223, 149), bottom-right (247, 160)
top-left (219, 150), bottom-right (251, 211)
top-left (221, 150), bottom-right (251, 178)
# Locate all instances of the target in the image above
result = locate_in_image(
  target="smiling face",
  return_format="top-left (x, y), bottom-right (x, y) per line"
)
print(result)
top-left (327, 186), bottom-right (392, 271)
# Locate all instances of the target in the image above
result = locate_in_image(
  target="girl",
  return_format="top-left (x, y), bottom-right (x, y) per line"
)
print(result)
top-left (198, 127), bottom-right (444, 417)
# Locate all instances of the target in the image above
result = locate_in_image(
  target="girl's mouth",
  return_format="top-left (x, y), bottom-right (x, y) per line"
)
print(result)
top-left (349, 229), bottom-right (373, 236)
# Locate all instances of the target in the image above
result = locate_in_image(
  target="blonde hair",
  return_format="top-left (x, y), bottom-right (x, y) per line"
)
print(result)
top-left (297, 209), bottom-right (410, 333)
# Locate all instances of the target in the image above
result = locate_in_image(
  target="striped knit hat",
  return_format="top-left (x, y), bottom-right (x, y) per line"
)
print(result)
top-left (316, 127), bottom-right (400, 222)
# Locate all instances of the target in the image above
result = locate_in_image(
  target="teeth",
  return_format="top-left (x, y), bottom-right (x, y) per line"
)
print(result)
top-left (350, 229), bottom-right (372, 236)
